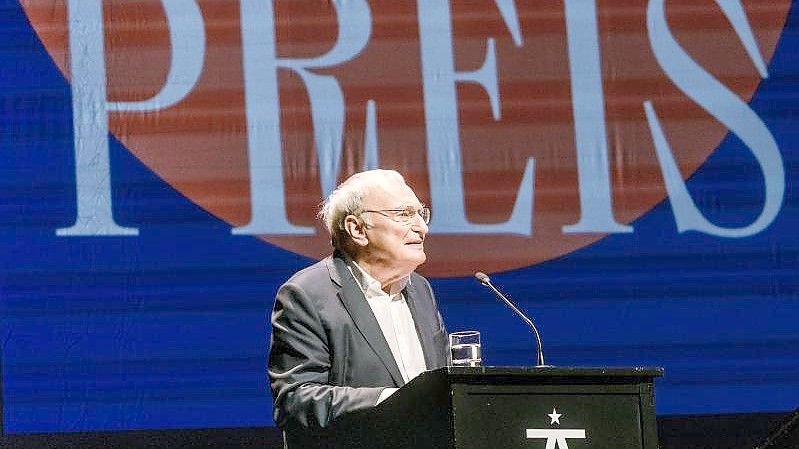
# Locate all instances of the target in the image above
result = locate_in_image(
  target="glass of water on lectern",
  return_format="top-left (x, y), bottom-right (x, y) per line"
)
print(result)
top-left (449, 330), bottom-right (481, 367)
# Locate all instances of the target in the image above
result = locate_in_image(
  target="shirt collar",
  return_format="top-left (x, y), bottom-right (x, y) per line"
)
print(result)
top-left (344, 254), bottom-right (410, 298)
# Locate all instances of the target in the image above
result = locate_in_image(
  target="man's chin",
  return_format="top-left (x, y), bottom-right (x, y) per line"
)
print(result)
top-left (403, 249), bottom-right (426, 269)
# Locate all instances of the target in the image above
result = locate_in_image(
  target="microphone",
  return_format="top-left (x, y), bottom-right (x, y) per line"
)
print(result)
top-left (474, 272), bottom-right (549, 367)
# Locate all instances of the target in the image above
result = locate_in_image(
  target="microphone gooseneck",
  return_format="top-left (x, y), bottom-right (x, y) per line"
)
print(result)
top-left (474, 272), bottom-right (549, 367)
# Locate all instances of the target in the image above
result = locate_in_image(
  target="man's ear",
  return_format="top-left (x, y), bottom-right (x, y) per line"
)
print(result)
top-left (343, 215), bottom-right (369, 247)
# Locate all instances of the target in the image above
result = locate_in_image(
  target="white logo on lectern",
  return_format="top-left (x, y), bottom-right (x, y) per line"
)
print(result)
top-left (526, 408), bottom-right (586, 449)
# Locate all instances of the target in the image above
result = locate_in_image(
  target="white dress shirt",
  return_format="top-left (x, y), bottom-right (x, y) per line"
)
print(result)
top-left (346, 259), bottom-right (427, 403)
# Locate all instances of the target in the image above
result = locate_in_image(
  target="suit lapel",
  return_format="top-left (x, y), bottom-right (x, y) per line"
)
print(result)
top-left (327, 254), bottom-right (405, 386)
top-left (404, 278), bottom-right (439, 369)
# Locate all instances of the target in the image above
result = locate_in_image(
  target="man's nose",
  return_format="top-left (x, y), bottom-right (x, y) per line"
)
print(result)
top-left (410, 214), bottom-right (428, 235)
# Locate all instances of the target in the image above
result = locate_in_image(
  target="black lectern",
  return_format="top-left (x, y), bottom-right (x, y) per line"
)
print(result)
top-left (288, 366), bottom-right (663, 449)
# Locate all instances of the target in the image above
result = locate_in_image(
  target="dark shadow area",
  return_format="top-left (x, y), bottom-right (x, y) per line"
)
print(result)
top-left (658, 411), bottom-right (797, 449)
top-left (1, 427), bottom-right (284, 449)
top-left (1, 411), bottom-right (797, 449)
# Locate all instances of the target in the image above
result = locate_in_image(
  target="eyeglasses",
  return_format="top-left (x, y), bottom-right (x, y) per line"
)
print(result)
top-left (362, 206), bottom-right (431, 225)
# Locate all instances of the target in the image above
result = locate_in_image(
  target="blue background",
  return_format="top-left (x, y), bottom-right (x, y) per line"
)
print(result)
top-left (1, 0), bottom-right (797, 434)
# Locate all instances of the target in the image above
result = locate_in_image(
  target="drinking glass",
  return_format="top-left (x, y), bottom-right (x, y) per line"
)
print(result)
top-left (449, 330), bottom-right (482, 367)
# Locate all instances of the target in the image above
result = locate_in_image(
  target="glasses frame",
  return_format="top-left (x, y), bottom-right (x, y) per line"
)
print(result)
top-left (361, 206), bottom-right (431, 225)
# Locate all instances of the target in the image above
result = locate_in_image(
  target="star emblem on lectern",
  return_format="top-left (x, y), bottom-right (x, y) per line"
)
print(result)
top-left (548, 408), bottom-right (562, 425)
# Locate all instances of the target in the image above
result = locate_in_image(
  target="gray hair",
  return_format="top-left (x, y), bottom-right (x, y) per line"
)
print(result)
top-left (318, 169), bottom-right (406, 249)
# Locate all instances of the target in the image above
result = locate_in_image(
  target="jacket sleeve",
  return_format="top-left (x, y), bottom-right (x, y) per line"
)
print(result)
top-left (268, 281), bottom-right (384, 430)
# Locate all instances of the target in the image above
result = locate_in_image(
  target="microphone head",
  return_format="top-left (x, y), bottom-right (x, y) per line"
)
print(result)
top-left (474, 271), bottom-right (491, 285)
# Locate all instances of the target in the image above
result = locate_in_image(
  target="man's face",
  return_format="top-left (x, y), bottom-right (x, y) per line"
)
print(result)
top-left (358, 178), bottom-right (428, 276)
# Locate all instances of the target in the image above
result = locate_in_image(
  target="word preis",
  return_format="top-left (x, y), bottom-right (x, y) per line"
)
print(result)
top-left (57, 0), bottom-right (783, 238)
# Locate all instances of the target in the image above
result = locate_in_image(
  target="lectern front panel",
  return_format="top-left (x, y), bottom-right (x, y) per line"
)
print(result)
top-left (452, 383), bottom-right (652, 449)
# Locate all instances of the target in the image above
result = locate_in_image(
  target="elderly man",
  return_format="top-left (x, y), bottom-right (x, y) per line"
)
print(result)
top-left (268, 169), bottom-right (449, 439)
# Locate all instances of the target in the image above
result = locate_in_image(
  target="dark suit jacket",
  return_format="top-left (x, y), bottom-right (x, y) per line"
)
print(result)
top-left (268, 251), bottom-right (449, 433)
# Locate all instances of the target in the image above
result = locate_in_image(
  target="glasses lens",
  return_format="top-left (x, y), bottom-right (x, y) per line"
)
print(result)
top-left (369, 207), bottom-right (430, 224)
top-left (420, 207), bottom-right (431, 224)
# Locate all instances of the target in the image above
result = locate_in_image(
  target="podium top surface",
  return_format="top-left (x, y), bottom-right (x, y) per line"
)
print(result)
top-left (444, 366), bottom-right (663, 377)
top-left (424, 366), bottom-right (663, 385)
